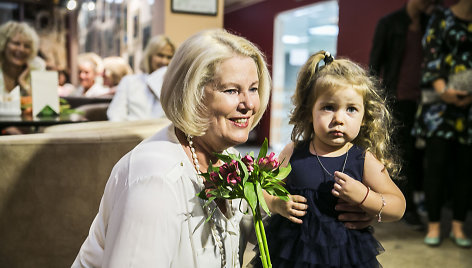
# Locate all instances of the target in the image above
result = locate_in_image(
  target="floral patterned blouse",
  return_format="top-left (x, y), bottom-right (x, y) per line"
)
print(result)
top-left (413, 7), bottom-right (472, 144)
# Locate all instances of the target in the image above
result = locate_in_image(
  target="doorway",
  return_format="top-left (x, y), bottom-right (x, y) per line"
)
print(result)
top-left (270, 0), bottom-right (339, 152)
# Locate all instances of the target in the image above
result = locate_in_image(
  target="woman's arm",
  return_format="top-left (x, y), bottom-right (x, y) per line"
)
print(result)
top-left (335, 199), bottom-right (375, 229)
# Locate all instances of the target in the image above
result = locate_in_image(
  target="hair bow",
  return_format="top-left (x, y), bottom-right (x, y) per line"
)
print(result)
top-left (324, 51), bottom-right (334, 64)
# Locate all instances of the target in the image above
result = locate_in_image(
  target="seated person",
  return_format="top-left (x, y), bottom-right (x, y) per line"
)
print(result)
top-left (107, 35), bottom-right (175, 121)
top-left (0, 21), bottom-right (44, 135)
top-left (75, 52), bottom-right (110, 97)
top-left (102, 56), bottom-right (133, 96)
top-left (57, 69), bottom-right (76, 97)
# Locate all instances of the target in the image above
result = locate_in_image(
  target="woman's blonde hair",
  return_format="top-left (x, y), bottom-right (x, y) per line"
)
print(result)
top-left (103, 56), bottom-right (133, 87)
top-left (290, 51), bottom-right (400, 178)
top-left (160, 29), bottom-right (271, 137)
top-left (0, 21), bottom-right (39, 64)
top-left (78, 52), bottom-right (103, 75)
top-left (140, 35), bottom-right (175, 74)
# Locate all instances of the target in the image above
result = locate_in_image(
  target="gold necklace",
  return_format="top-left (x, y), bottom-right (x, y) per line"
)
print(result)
top-left (311, 139), bottom-right (349, 177)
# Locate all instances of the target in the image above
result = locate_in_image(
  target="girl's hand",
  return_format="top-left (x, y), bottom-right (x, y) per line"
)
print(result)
top-left (269, 194), bottom-right (307, 224)
top-left (332, 171), bottom-right (367, 205)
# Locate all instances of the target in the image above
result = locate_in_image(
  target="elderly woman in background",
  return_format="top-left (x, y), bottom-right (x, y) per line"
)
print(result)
top-left (73, 29), bottom-right (270, 267)
top-left (0, 21), bottom-right (44, 135)
top-left (102, 56), bottom-right (133, 96)
top-left (76, 52), bottom-right (109, 97)
top-left (106, 35), bottom-right (175, 121)
top-left (0, 21), bottom-right (42, 115)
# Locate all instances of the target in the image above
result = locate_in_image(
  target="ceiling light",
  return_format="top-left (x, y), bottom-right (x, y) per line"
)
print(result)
top-left (308, 25), bottom-right (339, 36)
top-left (66, 0), bottom-right (77, 10)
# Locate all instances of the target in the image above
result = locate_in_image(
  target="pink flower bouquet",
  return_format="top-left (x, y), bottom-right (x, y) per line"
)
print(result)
top-left (197, 138), bottom-right (291, 268)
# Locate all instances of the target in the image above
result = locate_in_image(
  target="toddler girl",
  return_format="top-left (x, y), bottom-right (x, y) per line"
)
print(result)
top-left (261, 51), bottom-right (406, 267)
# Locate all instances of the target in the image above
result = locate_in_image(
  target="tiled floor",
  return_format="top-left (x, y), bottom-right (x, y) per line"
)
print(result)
top-left (374, 208), bottom-right (472, 268)
top-left (242, 209), bottom-right (472, 267)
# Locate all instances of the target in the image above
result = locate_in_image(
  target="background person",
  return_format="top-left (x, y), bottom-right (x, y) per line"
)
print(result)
top-left (412, 0), bottom-right (472, 248)
top-left (75, 52), bottom-right (109, 97)
top-left (102, 56), bottom-right (133, 96)
top-left (369, 0), bottom-right (437, 228)
top-left (107, 35), bottom-right (175, 121)
top-left (57, 69), bottom-right (76, 97)
top-left (0, 21), bottom-right (43, 134)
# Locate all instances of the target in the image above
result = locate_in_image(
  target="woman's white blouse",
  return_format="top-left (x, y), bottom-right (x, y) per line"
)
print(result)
top-left (72, 125), bottom-right (252, 268)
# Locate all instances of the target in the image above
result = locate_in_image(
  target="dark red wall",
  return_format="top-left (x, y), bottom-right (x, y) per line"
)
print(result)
top-left (225, 0), bottom-right (407, 69)
top-left (223, 0), bottom-right (406, 144)
top-left (224, 0), bottom-right (457, 144)
top-left (224, 0), bottom-right (406, 144)
top-left (337, 0), bottom-right (406, 64)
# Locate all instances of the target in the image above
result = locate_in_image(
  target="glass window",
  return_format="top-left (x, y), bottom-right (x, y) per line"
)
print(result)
top-left (270, 0), bottom-right (339, 152)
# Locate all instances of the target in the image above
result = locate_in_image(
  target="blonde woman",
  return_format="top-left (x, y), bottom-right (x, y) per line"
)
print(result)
top-left (102, 56), bottom-right (133, 96)
top-left (0, 21), bottom-right (41, 117)
top-left (0, 21), bottom-right (44, 135)
top-left (107, 35), bottom-right (175, 121)
top-left (76, 52), bottom-right (108, 97)
top-left (73, 29), bottom-right (269, 267)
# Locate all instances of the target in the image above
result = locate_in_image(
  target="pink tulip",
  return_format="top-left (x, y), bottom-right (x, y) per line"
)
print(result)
top-left (209, 171), bottom-right (219, 183)
top-left (219, 160), bottom-right (241, 186)
top-left (258, 152), bottom-right (280, 171)
top-left (242, 155), bottom-right (255, 172)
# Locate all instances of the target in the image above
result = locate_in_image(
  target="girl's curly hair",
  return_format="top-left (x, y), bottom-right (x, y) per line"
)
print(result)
top-left (290, 51), bottom-right (401, 179)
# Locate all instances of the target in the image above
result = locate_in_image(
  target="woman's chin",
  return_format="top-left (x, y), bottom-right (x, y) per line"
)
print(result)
top-left (227, 135), bottom-right (250, 148)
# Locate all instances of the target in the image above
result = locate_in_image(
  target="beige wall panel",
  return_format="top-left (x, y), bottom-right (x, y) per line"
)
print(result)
top-left (164, 0), bottom-right (223, 47)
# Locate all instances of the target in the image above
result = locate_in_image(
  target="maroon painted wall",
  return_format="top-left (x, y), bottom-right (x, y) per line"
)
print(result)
top-left (225, 0), bottom-right (407, 71)
top-left (337, 0), bottom-right (406, 64)
top-left (224, 0), bottom-right (407, 144)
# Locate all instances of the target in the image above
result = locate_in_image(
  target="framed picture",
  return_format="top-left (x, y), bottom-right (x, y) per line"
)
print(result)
top-left (171, 0), bottom-right (217, 16)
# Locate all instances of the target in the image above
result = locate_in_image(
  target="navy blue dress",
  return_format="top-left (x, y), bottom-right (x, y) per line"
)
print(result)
top-left (258, 142), bottom-right (384, 268)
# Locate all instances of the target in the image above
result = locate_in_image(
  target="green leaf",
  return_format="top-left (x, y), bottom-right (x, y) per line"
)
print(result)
top-left (196, 190), bottom-right (207, 200)
top-left (275, 164), bottom-right (292, 180)
top-left (244, 181), bottom-right (257, 210)
top-left (204, 206), bottom-right (217, 222)
top-left (236, 158), bottom-right (249, 185)
top-left (257, 138), bottom-right (268, 161)
top-left (214, 153), bottom-right (233, 163)
top-left (207, 196), bottom-right (217, 204)
top-left (256, 181), bottom-right (271, 216)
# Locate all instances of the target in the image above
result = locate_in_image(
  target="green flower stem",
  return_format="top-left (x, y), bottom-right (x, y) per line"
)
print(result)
top-left (252, 207), bottom-right (267, 268)
top-left (257, 208), bottom-right (271, 266)
top-left (252, 206), bottom-right (271, 268)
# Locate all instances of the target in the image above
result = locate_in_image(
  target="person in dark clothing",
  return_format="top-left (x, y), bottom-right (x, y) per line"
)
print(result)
top-left (412, 0), bottom-right (472, 248)
top-left (369, 0), bottom-right (437, 229)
